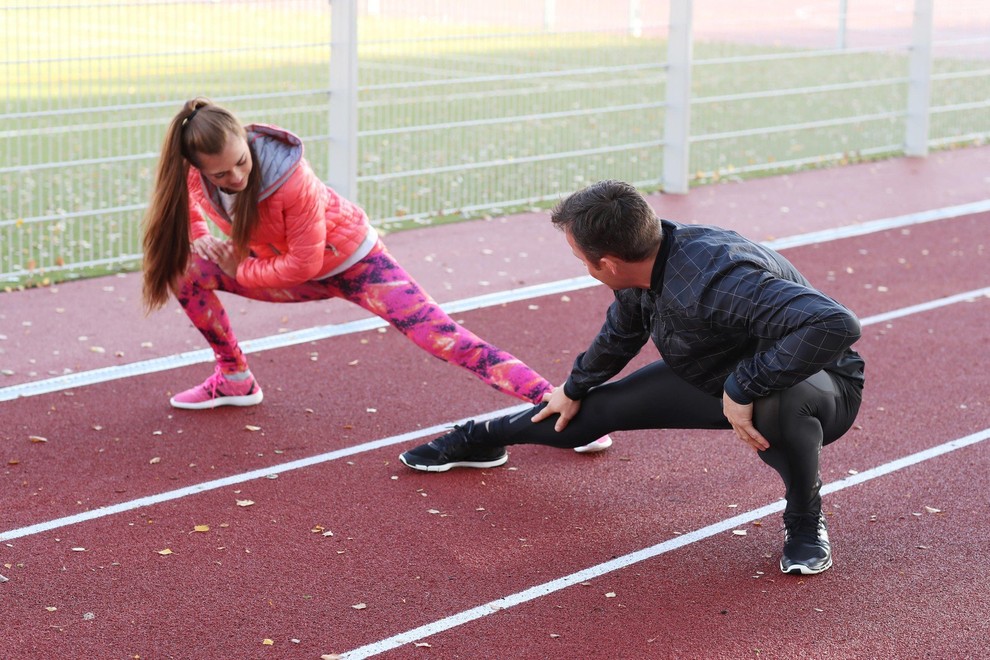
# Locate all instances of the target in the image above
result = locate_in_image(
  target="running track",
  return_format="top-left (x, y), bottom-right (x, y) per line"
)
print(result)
top-left (2, 147), bottom-right (989, 658)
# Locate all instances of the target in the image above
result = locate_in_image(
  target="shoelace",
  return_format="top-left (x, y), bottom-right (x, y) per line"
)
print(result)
top-left (434, 424), bottom-right (471, 460)
top-left (783, 513), bottom-right (824, 544)
top-left (203, 366), bottom-right (228, 398)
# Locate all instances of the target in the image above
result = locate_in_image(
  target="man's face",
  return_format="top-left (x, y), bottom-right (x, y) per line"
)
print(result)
top-left (566, 229), bottom-right (627, 290)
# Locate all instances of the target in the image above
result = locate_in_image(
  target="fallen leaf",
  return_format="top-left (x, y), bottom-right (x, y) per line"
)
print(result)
top-left (245, 425), bottom-right (262, 432)
top-left (262, 639), bottom-right (274, 646)
top-left (193, 525), bottom-right (210, 533)
top-left (414, 642), bottom-right (431, 648)
top-left (71, 547), bottom-right (86, 552)
top-left (732, 529), bottom-right (747, 536)
top-left (45, 607), bottom-right (57, 612)
top-left (149, 457), bottom-right (161, 464)
top-left (605, 592), bottom-right (617, 598)
top-left (352, 603), bottom-right (367, 610)
top-left (157, 549), bottom-right (173, 555)
top-left (29, 435), bottom-right (48, 443)
top-left (924, 506), bottom-right (941, 514)
top-left (236, 500), bottom-right (255, 507)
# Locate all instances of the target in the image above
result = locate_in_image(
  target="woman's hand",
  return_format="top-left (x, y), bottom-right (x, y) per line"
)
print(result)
top-left (722, 392), bottom-right (770, 451)
top-left (191, 235), bottom-right (228, 263)
top-left (214, 242), bottom-right (239, 278)
top-left (192, 236), bottom-right (239, 278)
top-left (531, 387), bottom-right (582, 432)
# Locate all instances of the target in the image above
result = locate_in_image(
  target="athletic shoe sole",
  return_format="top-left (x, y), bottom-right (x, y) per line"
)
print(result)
top-left (170, 390), bottom-right (264, 410)
top-left (780, 555), bottom-right (833, 575)
top-left (573, 435), bottom-right (613, 453)
top-left (398, 452), bottom-right (508, 472)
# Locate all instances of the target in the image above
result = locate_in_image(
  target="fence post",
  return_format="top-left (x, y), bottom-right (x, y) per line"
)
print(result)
top-left (905, 0), bottom-right (933, 156)
top-left (836, 0), bottom-right (848, 49)
top-left (544, 0), bottom-right (556, 32)
top-left (662, 0), bottom-right (693, 194)
top-left (629, 0), bottom-right (642, 38)
top-left (328, 0), bottom-right (358, 201)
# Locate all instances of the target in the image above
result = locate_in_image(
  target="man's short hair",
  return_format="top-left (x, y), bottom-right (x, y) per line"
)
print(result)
top-left (551, 180), bottom-right (661, 263)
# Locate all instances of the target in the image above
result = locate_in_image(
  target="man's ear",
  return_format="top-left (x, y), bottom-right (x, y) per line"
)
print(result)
top-left (599, 255), bottom-right (620, 274)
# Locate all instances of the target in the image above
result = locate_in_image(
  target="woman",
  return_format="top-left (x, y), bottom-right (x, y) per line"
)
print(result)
top-left (141, 98), bottom-right (611, 452)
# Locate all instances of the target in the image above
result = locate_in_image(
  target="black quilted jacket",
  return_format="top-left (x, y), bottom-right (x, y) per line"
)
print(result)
top-left (562, 219), bottom-right (865, 404)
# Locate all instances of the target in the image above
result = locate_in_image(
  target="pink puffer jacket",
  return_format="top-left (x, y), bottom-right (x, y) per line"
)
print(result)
top-left (186, 124), bottom-right (372, 288)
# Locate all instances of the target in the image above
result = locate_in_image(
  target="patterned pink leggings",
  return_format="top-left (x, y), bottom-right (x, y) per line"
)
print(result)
top-left (173, 240), bottom-right (552, 404)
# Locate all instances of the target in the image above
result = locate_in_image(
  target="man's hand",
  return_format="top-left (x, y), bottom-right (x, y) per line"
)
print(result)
top-left (722, 392), bottom-right (770, 452)
top-left (531, 387), bottom-right (582, 432)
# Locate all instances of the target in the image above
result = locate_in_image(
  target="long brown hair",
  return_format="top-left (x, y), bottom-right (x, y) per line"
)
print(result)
top-left (141, 98), bottom-right (262, 311)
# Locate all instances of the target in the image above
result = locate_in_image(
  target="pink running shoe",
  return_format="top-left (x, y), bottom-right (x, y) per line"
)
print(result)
top-left (170, 367), bottom-right (264, 410)
top-left (574, 435), bottom-right (613, 453)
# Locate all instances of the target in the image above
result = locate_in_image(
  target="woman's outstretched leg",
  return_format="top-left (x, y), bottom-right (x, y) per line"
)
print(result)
top-left (326, 243), bottom-right (553, 405)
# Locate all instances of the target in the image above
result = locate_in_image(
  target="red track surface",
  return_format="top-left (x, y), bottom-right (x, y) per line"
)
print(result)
top-left (2, 147), bottom-right (989, 659)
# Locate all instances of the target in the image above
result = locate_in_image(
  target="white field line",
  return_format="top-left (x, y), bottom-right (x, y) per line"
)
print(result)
top-left (2, 287), bottom-right (988, 545)
top-left (1, 199), bottom-right (987, 404)
top-left (341, 426), bottom-right (990, 659)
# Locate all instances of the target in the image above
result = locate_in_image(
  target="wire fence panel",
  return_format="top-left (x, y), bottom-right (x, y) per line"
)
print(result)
top-left (355, 0), bottom-right (671, 226)
top-left (2, 0), bottom-right (988, 285)
top-left (1, 0), bottom-right (335, 284)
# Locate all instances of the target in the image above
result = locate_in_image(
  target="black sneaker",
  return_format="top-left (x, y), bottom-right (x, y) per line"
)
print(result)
top-left (780, 512), bottom-right (832, 575)
top-left (399, 421), bottom-right (508, 472)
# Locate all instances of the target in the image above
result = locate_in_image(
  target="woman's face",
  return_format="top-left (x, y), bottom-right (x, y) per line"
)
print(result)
top-left (196, 133), bottom-right (252, 193)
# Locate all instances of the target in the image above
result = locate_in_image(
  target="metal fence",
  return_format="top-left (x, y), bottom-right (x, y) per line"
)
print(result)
top-left (2, 0), bottom-right (989, 285)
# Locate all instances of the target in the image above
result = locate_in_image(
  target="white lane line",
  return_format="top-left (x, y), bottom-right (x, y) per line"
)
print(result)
top-left (2, 200), bottom-right (986, 403)
top-left (0, 405), bottom-right (527, 543)
top-left (858, 286), bottom-right (990, 326)
top-left (762, 199), bottom-right (990, 251)
top-left (0, 276), bottom-right (596, 403)
top-left (341, 427), bottom-right (990, 659)
top-left (1, 288), bottom-right (988, 544)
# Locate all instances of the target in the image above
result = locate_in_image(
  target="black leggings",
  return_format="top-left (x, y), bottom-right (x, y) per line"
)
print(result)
top-left (490, 361), bottom-right (863, 514)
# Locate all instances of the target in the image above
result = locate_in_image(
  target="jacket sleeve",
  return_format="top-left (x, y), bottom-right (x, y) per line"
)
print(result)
top-left (236, 169), bottom-right (327, 288)
top-left (715, 268), bottom-right (862, 404)
top-left (562, 291), bottom-right (651, 400)
top-left (186, 169), bottom-right (215, 242)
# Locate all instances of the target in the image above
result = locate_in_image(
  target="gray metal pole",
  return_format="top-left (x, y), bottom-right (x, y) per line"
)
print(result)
top-left (662, 0), bottom-right (693, 194)
top-left (629, 0), bottom-right (642, 38)
top-left (328, 0), bottom-right (359, 201)
top-left (837, 0), bottom-right (848, 49)
top-left (905, 0), bottom-right (934, 156)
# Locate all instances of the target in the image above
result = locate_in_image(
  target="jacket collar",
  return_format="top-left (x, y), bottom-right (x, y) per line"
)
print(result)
top-left (650, 219), bottom-right (674, 292)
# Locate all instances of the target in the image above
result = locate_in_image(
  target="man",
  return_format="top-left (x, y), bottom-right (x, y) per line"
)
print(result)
top-left (399, 180), bottom-right (865, 575)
